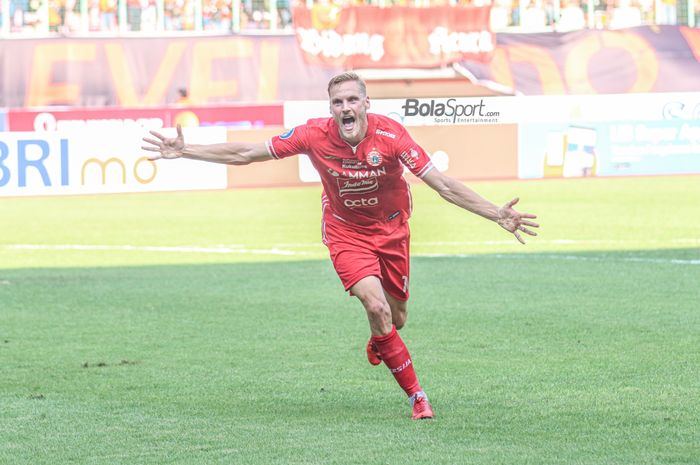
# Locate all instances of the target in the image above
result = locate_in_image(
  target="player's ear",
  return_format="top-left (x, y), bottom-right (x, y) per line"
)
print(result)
top-left (365, 96), bottom-right (371, 109)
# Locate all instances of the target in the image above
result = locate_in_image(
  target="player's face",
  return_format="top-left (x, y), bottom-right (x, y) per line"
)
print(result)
top-left (329, 80), bottom-right (370, 145)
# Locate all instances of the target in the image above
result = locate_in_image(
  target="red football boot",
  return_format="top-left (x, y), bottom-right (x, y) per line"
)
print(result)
top-left (366, 338), bottom-right (382, 366)
top-left (410, 392), bottom-right (434, 420)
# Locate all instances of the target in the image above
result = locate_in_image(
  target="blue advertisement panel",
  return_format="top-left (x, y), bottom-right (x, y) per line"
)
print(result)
top-left (519, 120), bottom-right (700, 179)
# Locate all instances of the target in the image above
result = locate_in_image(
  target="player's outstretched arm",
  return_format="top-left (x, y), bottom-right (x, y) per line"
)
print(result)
top-left (141, 124), bottom-right (271, 165)
top-left (421, 169), bottom-right (539, 244)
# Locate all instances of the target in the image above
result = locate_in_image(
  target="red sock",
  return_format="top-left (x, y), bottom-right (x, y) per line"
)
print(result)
top-left (372, 325), bottom-right (421, 396)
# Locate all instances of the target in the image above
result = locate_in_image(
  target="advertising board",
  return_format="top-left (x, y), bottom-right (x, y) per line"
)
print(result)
top-left (0, 127), bottom-right (227, 197)
top-left (7, 105), bottom-right (283, 133)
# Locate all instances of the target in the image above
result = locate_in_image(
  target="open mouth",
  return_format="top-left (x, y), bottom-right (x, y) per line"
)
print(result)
top-left (341, 115), bottom-right (355, 131)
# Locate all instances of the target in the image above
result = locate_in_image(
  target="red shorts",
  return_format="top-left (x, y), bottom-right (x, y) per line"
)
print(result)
top-left (322, 215), bottom-right (410, 301)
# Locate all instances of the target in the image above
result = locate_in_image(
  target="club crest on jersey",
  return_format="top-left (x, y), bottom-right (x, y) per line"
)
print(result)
top-left (366, 149), bottom-right (383, 167)
top-left (279, 128), bottom-right (295, 140)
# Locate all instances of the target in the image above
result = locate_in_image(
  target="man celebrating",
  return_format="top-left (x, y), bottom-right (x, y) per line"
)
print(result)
top-left (142, 72), bottom-right (539, 420)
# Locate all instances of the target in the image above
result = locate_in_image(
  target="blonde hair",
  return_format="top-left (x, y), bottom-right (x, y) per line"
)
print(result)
top-left (327, 72), bottom-right (367, 97)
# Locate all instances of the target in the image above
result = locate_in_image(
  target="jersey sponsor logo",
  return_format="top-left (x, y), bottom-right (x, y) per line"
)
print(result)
top-left (337, 178), bottom-right (378, 196)
top-left (341, 159), bottom-right (366, 170)
top-left (366, 149), bottom-right (383, 167)
top-left (399, 148), bottom-right (420, 169)
top-left (344, 197), bottom-right (379, 208)
top-left (343, 166), bottom-right (386, 179)
top-left (279, 128), bottom-right (295, 140)
top-left (327, 168), bottom-right (340, 177)
top-left (388, 210), bottom-right (401, 221)
top-left (375, 129), bottom-right (397, 139)
top-left (323, 154), bottom-right (343, 160)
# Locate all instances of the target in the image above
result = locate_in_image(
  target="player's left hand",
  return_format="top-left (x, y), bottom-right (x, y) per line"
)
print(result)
top-left (496, 197), bottom-right (539, 244)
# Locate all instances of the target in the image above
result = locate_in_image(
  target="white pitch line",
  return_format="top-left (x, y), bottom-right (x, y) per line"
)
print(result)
top-left (3, 244), bottom-right (308, 256)
top-left (414, 238), bottom-right (700, 246)
top-left (266, 238), bottom-right (700, 248)
top-left (418, 253), bottom-right (700, 265)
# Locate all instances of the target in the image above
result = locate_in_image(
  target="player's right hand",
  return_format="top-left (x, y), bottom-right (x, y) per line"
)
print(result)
top-left (141, 124), bottom-right (185, 160)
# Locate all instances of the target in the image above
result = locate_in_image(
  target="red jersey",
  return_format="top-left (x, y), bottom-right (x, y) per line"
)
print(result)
top-left (266, 114), bottom-right (434, 230)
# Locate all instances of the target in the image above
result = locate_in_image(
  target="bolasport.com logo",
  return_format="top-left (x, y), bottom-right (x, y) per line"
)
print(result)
top-left (401, 98), bottom-right (500, 124)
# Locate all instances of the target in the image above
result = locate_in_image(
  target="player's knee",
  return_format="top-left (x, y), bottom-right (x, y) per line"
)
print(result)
top-left (361, 296), bottom-right (391, 322)
top-left (394, 312), bottom-right (407, 330)
top-left (391, 301), bottom-right (408, 329)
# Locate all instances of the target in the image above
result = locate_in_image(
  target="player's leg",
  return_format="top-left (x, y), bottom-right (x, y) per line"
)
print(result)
top-left (351, 276), bottom-right (432, 419)
top-left (350, 275), bottom-right (392, 336)
top-left (377, 220), bottom-right (411, 330)
top-left (364, 292), bottom-right (407, 365)
top-left (384, 291), bottom-right (408, 330)
top-left (365, 222), bottom-right (410, 363)
top-left (322, 217), bottom-right (432, 418)
top-left (374, 222), bottom-right (433, 419)
top-left (322, 218), bottom-right (387, 364)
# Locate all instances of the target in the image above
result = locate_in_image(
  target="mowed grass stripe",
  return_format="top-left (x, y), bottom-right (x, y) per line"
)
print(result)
top-left (1, 249), bottom-right (698, 465)
top-left (1, 175), bottom-right (699, 269)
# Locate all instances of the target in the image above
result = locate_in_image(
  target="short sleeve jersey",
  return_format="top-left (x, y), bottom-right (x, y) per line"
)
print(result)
top-left (266, 113), bottom-right (434, 229)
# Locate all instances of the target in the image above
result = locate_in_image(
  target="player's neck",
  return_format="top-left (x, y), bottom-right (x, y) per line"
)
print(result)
top-left (338, 125), bottom-right (368, 150)
top-left (340, 133), bottom-right (366, 153)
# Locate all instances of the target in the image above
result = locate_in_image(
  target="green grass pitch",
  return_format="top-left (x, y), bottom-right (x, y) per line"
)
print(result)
top-left (1, 175), bottom-right (699, 465)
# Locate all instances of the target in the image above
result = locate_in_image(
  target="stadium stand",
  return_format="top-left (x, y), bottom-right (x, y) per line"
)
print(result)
top-left (0, 0), bottom-right (697, 35)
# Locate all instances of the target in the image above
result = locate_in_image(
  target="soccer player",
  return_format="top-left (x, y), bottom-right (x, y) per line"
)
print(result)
top-left (142, 72), bottom-right (539, 420)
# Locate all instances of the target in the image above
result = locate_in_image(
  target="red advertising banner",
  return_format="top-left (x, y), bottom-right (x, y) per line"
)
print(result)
top-left (8, 105), bottom-right (283, 132)
top-left (292, 5), bottom-right (494, 69)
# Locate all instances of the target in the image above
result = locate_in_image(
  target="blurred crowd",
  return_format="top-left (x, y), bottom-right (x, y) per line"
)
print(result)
top-left (0, 0), bottom-right (697, 35)
top-left (0, 0), bottom-right (294, 33)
